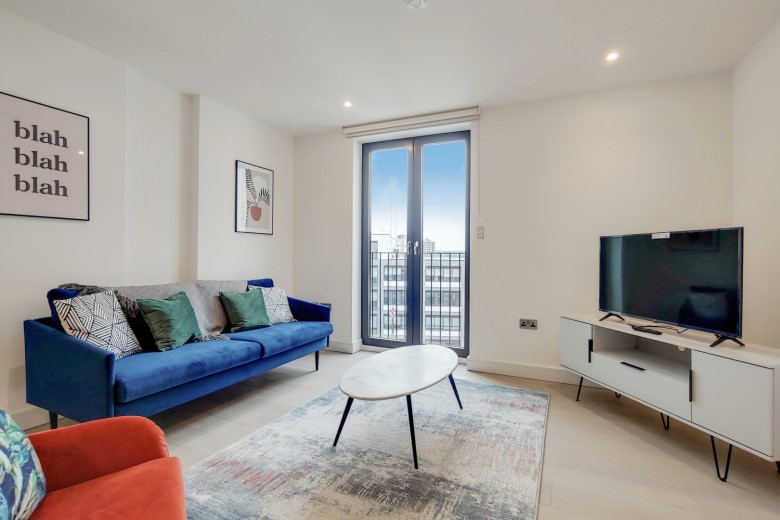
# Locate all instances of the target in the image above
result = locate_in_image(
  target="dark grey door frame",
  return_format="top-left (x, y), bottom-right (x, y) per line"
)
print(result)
top-left (361, 131), bottom-right (471, 357)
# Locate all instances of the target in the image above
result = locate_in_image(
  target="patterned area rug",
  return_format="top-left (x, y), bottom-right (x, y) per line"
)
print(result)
top-left (185, 379), bottom-right (549, 520)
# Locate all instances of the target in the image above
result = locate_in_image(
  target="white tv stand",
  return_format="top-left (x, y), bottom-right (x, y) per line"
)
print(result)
top-left (560, 314), bottom-right (780, 481)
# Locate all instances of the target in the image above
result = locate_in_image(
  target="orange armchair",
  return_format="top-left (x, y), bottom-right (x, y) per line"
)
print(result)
top-left (28, 416), bottom-right (185, 519)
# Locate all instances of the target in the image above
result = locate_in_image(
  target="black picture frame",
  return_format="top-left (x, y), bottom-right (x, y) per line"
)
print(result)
top-left (235, 160), bottom-right (274, 235)
top-left (0, 91), bottom-right (90, 221)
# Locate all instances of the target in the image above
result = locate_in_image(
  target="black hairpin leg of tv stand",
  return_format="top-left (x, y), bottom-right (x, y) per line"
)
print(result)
top-left (710, 336), bottom-right (745, 348)
top-left (711, 436), bottom-right (733, 482)
top-left (576, 377), bottom-right (584, 401)
top-left (660, 413), bottom-right (670, 431)
top-left (599, 312), bottom-right (625, 322)
top-left (776, 461), bottom-right (780, 474)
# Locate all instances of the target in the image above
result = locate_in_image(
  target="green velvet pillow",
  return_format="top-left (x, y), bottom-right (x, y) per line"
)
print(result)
top-left (137, 292), bottom-right (202, 351)
top-left (220, 289), bottom-right (271, 332)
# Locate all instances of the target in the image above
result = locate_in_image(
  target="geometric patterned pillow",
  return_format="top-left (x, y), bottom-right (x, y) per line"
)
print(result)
top-left (249, 286), bottom-right (295, 324)
top-left (0, 408), bottom-right (46, 520)
top-left (53, 291), bottom-right (142, 359)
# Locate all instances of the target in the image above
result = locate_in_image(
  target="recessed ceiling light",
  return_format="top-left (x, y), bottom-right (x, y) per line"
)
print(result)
top-left (77, 150), bottom-right (85, 155)
top-left (606, 51), bottom-right (620, 62)
top-left (405, 0), bottom-right (429, 9)
top-left (344, 100), bottom-right (352, 108)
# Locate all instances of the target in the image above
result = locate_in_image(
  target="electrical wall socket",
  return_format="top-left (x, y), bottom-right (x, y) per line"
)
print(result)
top-left (519, 319), bottom-right (538, 330)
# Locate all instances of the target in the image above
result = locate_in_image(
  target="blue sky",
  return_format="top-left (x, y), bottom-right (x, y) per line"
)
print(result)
top-left (370, 140), bottom-right (466, 252)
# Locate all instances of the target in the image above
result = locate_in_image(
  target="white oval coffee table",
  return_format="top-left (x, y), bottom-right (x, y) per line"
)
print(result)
top-left (332, 344), bottom-right (463, 469)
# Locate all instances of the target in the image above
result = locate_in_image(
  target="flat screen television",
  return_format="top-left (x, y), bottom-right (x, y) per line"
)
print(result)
top-left (599, 227), bottom-right (743, 340)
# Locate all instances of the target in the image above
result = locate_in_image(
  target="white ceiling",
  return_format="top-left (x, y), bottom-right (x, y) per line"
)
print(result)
top-left (2, 0), bottom-right (780, 135)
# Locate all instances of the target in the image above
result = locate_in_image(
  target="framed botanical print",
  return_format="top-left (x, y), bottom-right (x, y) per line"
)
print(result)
top-left (235, 160), bottom-right (273, 235)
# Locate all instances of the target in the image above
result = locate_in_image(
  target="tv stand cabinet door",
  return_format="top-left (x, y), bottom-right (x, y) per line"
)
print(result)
top-left (691, 351), bottom-right (773, 456)
top-left (559, 318), bottom-right (592, 375)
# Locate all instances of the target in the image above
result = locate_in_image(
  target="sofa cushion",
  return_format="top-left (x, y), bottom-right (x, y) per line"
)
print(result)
top-left (137, 292), bottom-right (202, 351)
top-left (219, 290), bottom-right (271, 332)
top-left (1, 409), bottom-right (46, 520)
top-left (250, 286), bottom-right (294, 324)
top-left (57, 285), bottom-right (157, 352)
top-left (227, 321), bottom-right (333, 358)
top-left (113, 282), bottom-right (196, 303)
top-left (193, 280), bottom-right (249, 334)
top-left (30, 457), bottom-right (185, 520)
top-left (54, 291), bottom-right (142, 360)
top-left (114, 340), bottom-right (261, 403)
top-left (116, 280), bottom-right (257, 336)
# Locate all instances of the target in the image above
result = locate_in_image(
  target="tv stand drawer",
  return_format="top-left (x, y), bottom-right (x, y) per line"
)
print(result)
top-left (590, 351), bottom-right (691, 420)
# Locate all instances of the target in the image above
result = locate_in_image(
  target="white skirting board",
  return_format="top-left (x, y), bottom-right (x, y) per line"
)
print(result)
top-left (326, 340), bottom-right (361, 354)
top-left (360, 344), bottom-right (468, 364)
top-left (466, 357), bottom-right (602, 387)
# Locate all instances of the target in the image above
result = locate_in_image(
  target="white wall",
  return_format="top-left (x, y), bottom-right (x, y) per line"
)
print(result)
top-left (733, 18), bottom-right (780, 347)
top-left (195, 97), bottom-right (296, 286)
top-left (0, 11), bottom-right (128, 424)
top-left (0, 11), bottom-right (297, 425)
top-left (293, 74), bottom-right (734, 379)
top-left (472, 74), bottom-right (733, 376)
top-left (125, 69), bottom-right (197, 284)
top-left (293, 131), bottom-right (358, 350)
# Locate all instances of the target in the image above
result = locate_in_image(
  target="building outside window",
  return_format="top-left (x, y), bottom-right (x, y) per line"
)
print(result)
top-left (369, 246), bottom-right (464, 347)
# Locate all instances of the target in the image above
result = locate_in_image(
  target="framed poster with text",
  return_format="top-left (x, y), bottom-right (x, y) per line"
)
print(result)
top-left (0, 91), bottom-right (89, 220)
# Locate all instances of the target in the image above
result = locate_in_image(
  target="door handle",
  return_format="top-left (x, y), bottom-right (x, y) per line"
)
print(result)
top-left (414, 240), bottom-right (419, 255)
top-left (689, 369), bottom-right (693, 402)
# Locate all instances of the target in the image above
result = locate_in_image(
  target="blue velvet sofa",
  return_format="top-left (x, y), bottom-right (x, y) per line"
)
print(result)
top-left (24, 278), bottom-right (332, 428)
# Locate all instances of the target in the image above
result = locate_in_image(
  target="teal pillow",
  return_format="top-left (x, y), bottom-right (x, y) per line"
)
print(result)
top-left (137, 292), bottom-right (202, 351)
top-left (1, 409), bottom-right (46, 520)
top-left (220, 290), bottom-right (271, 332)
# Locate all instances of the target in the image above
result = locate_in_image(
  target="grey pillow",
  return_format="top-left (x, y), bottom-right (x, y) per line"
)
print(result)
top-left (115, 280), bottom-right (247, 335)
top-left (113, 281), bottom-right (197, 301)
top-left (193, 280), bottom-right (248, 334)
top-left (114, 281), bottom-right (202, 332)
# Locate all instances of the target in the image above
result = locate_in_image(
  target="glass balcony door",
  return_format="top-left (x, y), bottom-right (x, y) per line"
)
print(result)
top-left (362, 132), bottom-right (469, 357)
top-left (417, 134), bottom-right (469, 352)
top-left (362, 140), bottom-right (412, 347)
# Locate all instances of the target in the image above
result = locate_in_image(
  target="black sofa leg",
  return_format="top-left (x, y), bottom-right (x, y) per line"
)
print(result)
top-left (49, 411), bottom-right (58, 430)
top-left (315, 350), bottom-right (320, 371)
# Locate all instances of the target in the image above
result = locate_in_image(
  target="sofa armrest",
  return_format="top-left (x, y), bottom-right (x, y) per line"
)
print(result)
top-left (28, 416), bottom-right (169, 492)
top-left (24, 319), bottom-right (116, 422)
top-left (288, 297), bottom-right (331, 322)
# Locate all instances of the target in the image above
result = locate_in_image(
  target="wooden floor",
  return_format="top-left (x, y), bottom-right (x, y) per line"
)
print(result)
top-left (44, 350), bottom-right (780, 519)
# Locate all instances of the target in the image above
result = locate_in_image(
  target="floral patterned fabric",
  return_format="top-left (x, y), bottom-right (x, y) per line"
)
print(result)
top-left (0, 410), bottom-right (46, 520)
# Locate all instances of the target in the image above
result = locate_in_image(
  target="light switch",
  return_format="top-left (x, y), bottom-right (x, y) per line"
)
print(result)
top-left (477, 225), bottom-right (485, 239)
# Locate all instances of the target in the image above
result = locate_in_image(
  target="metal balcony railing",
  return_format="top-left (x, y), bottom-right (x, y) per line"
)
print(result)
top-left (368, 252), bottom-right (465, 348)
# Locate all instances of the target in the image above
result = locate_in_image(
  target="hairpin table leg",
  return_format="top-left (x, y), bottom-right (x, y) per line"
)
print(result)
top-left (407, 395), bottom-right (419, 469)
top-left (333, 397), bottom-right (353, 446)
top-left (711, 436), bottom-right (733, 482)
top-left (448, 374), bottom-right (463, 409)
